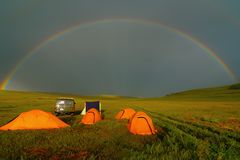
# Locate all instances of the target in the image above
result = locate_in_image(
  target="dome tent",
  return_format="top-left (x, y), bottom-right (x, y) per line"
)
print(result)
top-left (115, 108), bottom-right (136, 120)
top-left (128, 111), bottom-right (157, 135)
top-left (81, 108), bottom-right (102, 125)
top-left (0, 109), bottom-right (69, 130)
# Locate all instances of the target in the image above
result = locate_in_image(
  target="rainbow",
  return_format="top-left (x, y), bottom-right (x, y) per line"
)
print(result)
top-left (0, 18), bottom-right (238, 90)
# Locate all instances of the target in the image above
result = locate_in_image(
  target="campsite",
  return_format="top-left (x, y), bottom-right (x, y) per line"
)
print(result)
top-left (0, 84), bottom-right (239, 159)
top-left (1, 1), bottom-right (240, 159)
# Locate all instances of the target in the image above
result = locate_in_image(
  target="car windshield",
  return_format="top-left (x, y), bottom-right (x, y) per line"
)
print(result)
top-left (56, 99), bottom-right (74, 106)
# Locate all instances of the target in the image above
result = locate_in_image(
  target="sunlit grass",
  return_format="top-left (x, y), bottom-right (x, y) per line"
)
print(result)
top-left (0, 84), bottom-right (239, 159)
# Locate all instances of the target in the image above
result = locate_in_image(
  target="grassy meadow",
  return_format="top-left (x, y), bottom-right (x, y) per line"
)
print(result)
top-left (0, 84), bottom-right (240, 159)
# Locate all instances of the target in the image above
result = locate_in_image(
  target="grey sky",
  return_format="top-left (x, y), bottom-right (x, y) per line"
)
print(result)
top-left (0, 0), bottom-right (239, 97)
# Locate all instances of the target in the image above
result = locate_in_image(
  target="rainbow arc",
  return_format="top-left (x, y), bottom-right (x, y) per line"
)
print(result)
top-left (0, 18), bottom-right (238, 90)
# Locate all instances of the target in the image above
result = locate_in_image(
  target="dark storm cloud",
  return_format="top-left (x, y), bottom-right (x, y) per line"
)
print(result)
top-left (7, 22), bottom-right (234, 96)
top-left (0, 0), bottom-right (239, 96)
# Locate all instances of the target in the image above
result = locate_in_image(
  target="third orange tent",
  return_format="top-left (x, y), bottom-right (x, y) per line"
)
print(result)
top-left (115, 108), bottom-right (136, 120)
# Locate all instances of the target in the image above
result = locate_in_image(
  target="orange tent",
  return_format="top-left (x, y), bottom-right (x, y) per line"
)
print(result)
top-left (115, 108), bottom-right (136, 120)
top-left (0, 109), bottom-right (69, 130)
top-left (128, 111), bottom-right (157, 135)
top-left (81, 108), bottom-right (102, 125)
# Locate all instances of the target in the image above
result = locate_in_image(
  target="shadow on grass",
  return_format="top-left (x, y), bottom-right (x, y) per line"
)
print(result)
top-left (73, 110), bottom-right (82, 115)
top-left (156, 126), bottom-right (169, 140)
top-left (58, 115), bottom-right (77, 125)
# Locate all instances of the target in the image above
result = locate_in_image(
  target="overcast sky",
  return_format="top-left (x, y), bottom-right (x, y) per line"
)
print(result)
top-left (0, 0), bottom-right (239, 97)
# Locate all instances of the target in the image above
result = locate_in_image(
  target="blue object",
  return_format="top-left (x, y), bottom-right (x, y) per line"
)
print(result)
top-left (86, 101), bottom-right (100, 112)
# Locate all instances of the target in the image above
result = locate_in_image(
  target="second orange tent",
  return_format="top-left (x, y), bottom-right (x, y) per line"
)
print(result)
top-left (81, 108), bottom-right (102, 125)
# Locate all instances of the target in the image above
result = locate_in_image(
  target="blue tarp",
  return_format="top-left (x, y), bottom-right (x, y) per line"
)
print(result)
top-left (86, 101), bottom-right (100, 112)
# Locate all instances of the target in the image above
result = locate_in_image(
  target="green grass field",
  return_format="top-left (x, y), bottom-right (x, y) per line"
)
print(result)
top-left (0, 84), bottom-right (240, 159)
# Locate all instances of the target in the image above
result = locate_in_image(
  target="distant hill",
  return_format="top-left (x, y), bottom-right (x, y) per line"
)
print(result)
top-left (158, 83), bottom-right (240, 101)
top-left (1, 83), bottom-right (240, 101)
top-left (0, 90), bottom-right (136, 101)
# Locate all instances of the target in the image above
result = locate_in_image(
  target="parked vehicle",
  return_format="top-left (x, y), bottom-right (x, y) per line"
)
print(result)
top-left (54, 98), bottom-right (76, 115)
